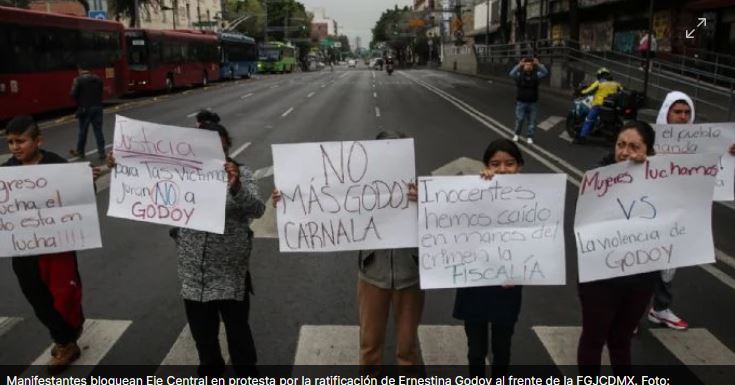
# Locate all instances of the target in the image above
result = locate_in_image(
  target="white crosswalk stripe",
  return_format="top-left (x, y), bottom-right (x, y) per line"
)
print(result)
top-left (537, 116), bottom-right (565, 131)
top-left (532, 326), bottom-right (609, 376)
top-left (418, 325), bottom-right (467, 365)
top-left (294, 325), bottom-right (358, 365)
top-left (24, 319), bottom-right (131, 375)
top-left (160, 323), bottom-right (229, 366)
top-left (251, 197), bottom-right (278, 238)
top-left (252, 166), bottom-right (274, 180)
top-left (650, 328), bottom-right (735, 365)
top-left (558, 131), bottom-right (574, 143)
top-left (0, 317), bottom-right (22, 338)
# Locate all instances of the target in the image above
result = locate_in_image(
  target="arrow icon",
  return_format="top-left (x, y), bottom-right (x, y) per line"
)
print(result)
top-left (697, 17), bottom-right (707, 28)
top-left (686, 29), bottom-right (696, 39)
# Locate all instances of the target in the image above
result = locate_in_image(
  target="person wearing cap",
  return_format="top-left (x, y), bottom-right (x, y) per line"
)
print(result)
top-left (573, 68), bottom-right (623, 144)
top-left (509, 57), bottom-right (548, 145)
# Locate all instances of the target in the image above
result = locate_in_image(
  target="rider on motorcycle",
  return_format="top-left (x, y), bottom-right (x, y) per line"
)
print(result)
top-left (573, 68), bottom-right (623, 144)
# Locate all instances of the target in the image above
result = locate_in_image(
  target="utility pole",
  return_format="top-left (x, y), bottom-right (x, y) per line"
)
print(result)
top-left (642, 0), bottom-right (655, 99)
top-left (485, 0), bottom-right (490, 46)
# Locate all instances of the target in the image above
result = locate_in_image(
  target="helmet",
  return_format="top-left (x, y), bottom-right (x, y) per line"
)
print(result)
top-left (596, 67), bottom-right (612, 80)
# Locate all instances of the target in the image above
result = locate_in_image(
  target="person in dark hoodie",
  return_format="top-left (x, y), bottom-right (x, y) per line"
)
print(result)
top-left (3, 115), bottom-right (101, 374)
top-left (509, 57), bottom-right (549, 145)
top-left (69, 67), bottom-right (105, 160)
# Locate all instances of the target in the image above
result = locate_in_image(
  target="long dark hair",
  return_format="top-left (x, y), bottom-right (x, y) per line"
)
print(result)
top-left (482, 138), bottom-right (525, 166)
top-left (200, 122), bottom-right (233, 153)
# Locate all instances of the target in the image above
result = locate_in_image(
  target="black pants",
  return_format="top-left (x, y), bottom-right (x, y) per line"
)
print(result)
top-left (12, 257), bottom-right (82, 344)
top-left (463, 320), bottom-right (515, 378)
top-left (184, 297), bottom-right (257, 377)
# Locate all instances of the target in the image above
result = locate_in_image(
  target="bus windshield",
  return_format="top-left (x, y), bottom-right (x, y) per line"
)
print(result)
top-left (260, 48), bottom-right (280, 61)
top-left (126, 36), bottom-right (148, 69)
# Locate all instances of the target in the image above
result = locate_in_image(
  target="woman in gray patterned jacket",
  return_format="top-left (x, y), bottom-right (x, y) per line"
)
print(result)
top-left (174, 122), bottom-right (266, 377)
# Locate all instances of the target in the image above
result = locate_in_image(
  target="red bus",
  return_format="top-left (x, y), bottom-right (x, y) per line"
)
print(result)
top-left (0, 6), bottom-right (127, 121)
top-left (126, 29), bottom-right (220, 93)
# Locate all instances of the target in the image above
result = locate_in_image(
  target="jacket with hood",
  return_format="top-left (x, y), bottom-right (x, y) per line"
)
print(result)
top-left (656, 91), bottom-right (695, 124)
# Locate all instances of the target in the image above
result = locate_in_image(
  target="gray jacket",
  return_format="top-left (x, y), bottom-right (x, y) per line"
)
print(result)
top-left (358, 248), bottom-right (420, 290)
top-left (176, 167), bottom-right (266, 302)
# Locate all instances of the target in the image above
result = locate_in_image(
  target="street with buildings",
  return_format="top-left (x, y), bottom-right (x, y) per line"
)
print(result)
top-left (1, 0), bottom-right (735, 382)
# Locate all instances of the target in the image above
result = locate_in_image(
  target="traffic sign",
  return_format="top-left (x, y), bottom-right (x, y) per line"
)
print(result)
top-left (88, 10), bottom-right (106, 20)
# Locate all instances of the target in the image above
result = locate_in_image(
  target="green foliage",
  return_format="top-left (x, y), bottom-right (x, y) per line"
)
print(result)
top-left (370, 5), bottom-right (413, 51)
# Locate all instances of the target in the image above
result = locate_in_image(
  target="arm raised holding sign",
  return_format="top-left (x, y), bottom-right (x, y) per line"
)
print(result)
top-left (452, 138), bottom-right (526, 378)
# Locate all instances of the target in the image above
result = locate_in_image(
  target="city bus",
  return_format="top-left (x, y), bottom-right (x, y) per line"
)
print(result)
top-left (218, 32), bottom-right (258, 79)
top-left (0, 6), bottom-right (127, 121)
top-left (257, 42), bottom-right (297, 74)
top-left (126, 29), bottom-right (219, 93)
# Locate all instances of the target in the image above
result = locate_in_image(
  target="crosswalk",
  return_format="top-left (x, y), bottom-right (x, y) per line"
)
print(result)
top-left (1, 317), bottom-right (734, 379)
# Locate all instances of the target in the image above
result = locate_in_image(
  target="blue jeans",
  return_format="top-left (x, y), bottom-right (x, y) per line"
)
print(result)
top-left (514, 102), bottom-right (538, 138)
top-left (76, 106), bottom-right (105, 156)
top-left (579, 106), bottom-right (600, 139)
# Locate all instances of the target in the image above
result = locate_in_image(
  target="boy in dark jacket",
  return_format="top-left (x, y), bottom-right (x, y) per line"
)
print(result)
top-left (509, 57), bottom-right (548, 145)
top-left (3, 115), bottom-right (100, 374)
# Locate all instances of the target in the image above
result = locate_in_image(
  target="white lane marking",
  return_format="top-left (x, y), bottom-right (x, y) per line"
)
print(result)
top-left (320, 83), bottom-right (327, 88)
top-left (0, 317), bottom-right (22, 338)
top-left (294, 325), bottom-right (358, 365)
top-left (373, 92), bottom-right (377, 98)
top-left (252, 165), bottom-right (273, 180)
top-left (160, 323), bottom-right (229, 366)
top-left (251, 197), bottom-right (278, 238)
top-left (375, 107), bottom-right (381, 118)
top-left (241, 93), bottom-right (254, 99)
top-left (533, 326), bottom-right (609, 376)
top-left (538, 116), bottom-right (565, 131)
top-left (418, 325), bottom-right (467, 365)
top-left (339, 72), bottom-right (349, 79)
top-left (69, 143), bottom-right (113, 162)
top-left (186, 112), bottom-right (198, 118)
top-left (281, 107), bottom-right (294, 118)
top-left (403, 71), bottom-right (735, 291)
top-left (270, 84), bottom-right (280, 89)
top-left (372, 71), bottom-right (375, 79)
top-left (650, 328), bottom-right (735, 365)
top-left (230, 141), bottom-right (252, 158)
top-left (716, 248), bottom-right (735, 270)
top-left (488, 80), bottom-right (494, 84)
top-left (27, 319), bottom-right (131, 373)
top-left (307, 91), bottom-right (316, 98)
top-left (559, 131), bottom-right (574, 143)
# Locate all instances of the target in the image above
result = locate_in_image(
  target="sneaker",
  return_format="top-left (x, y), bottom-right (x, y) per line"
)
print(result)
top-left (526, 137), bottom-right (534, 144)
top-left (648, 308), bottom-right (689, 330)
top-left (47, 342), bottom-right (81, 375)
top-left (512, 135), bottom-right (519, 142)
top-left (69, 149), bottom-right (85, 159)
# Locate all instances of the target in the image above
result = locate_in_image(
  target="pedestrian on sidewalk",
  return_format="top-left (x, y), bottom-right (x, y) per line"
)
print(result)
top-left (3, 115), bottom-right (102, 374)
top-left (69, 67), bottom-right (105, 160)
top-left (509, 56), bottom-right (548, 145)
top-left (577, 121), bottom-right (658, 376)
top-left (454, 138), bottom-right (525, 378)
top-left (573, 68), bottom-right (623, 144)
top-left (271, 130), bottom-right (424, 376)
top-left (638, 32), bottom-right (658, 71)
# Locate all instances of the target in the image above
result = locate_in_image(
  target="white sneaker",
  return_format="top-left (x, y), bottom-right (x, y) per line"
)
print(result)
top-left (527, 137), bottom-right (534, 144)
top-left (648, 308), bottom-right (688, 330)
top-left (512, 135), bottom-right (519, 142)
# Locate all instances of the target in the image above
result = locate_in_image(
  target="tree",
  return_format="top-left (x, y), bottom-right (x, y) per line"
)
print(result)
top-left (224, 0), bottom-right (267, 39)
top-left (0, 0), bottom-right (30, 8)
top-left (108, 0), bottom-right (160, 27)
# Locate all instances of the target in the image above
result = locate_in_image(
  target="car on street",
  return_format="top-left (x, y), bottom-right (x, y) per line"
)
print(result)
top-left (347, 59), bottom-right (356, 68)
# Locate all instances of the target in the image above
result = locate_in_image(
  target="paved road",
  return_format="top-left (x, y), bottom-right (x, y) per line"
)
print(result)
top-left (1, 66), bottom-right (734, 382)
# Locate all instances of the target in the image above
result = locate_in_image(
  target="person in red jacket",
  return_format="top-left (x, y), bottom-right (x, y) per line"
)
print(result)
top-left (3, 115), bottom-right (100, 374)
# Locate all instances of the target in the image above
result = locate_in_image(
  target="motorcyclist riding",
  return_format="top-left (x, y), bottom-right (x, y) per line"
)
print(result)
top-left (572, 68), bottom-right (623, 144)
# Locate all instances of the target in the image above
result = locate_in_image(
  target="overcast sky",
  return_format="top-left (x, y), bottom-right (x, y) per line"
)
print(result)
top-left (300, 0), bottom-right (414, 50)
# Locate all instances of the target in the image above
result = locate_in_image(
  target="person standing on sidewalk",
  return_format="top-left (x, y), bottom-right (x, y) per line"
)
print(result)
top-left (509, 56), bottom-right (549, 145)
top-left (3, 115), bottom-right (102, 374)
top-left (69, 67), bottom-right (105, 160)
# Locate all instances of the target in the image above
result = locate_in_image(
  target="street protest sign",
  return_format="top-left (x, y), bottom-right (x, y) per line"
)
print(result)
top-left (107, 115), bottom-right (227, 234)
top-left (272, 139), bottom-right (417, 252)
top-left (418, 174), bottom-right (567, 289)
top-left (575, 154), bottom-right (719, 283)
top-left (654, 123), bottom-right (735, 201)
top-left (0, 163), bottom-right (101, 257)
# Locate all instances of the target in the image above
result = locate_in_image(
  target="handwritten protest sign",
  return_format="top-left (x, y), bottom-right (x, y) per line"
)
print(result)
top-left (654, 123), bottom-right (735, 201)
top-left (575, 154), bottom-right (719, 283)
top-left (107, 115), bottom-right (227, 234)
top-left (418, 174), bottom-right (567, 289)
top-left (0, 163), bottom-right (101, 257)
top-left (272, 139), bottom-right (417, 252)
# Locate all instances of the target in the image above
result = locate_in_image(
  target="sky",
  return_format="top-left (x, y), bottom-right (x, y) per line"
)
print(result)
top-left (299, 0), bottom-right (414, 50)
